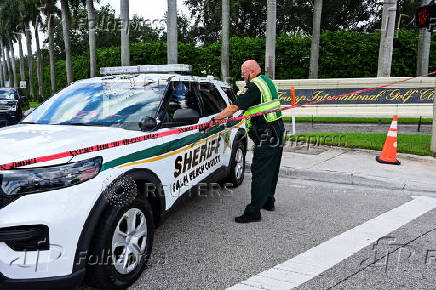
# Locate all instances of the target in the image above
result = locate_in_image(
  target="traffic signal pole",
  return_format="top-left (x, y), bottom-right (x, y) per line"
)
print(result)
top-left (415, 2), bottom-right (436, 154)
top-left (431, 80), bottom-right (436, 155)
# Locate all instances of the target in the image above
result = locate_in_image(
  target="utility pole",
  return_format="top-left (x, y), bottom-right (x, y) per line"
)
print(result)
top-left (221, 0), bottom-right (230, 82)
top-left (309, 0), bottom-right (322, 79)
top-left (377, 0), bottom-right (397, 77)
top-left (417, 0), bottom-right (432, 75)
top-left (431, 80), bottom-right (436, 154)
top-left (265, 0), bottom-right (276, 79)
top-left (167, 0), bottom-right (178, 64)
top-left (120, 0), bottom-right (130, 66)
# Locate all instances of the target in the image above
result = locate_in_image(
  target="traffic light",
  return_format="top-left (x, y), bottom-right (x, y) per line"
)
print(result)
top-left (415, 2), bottom-right (436, 29)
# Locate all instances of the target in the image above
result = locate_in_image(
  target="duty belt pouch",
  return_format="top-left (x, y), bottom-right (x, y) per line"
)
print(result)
top-left (249, 124), bottom-right (279, 146)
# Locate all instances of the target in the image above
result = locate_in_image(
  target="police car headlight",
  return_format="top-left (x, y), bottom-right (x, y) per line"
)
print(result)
top-left (9, 105), bottom-right (16, 111)
top-left (0, 156), bottom-right (103, 196)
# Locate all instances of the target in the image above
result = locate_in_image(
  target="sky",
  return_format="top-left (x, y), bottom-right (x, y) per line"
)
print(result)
top-left (99, 0), bottom-right (188, 20)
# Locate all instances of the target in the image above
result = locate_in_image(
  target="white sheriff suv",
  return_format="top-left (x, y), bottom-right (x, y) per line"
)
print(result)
top-left (0, 65), bottom-right (247, 290)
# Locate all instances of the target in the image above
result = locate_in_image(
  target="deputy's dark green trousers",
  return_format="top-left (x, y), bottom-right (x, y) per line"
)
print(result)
top-left (244, 121), bottom-right (285, 215)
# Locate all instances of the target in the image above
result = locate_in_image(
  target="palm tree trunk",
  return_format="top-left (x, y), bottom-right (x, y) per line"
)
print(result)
top-left (9, 40), bottom-right (18, 89)
top-left (4, 42), bottom-right (12, 87)
top-left (18, 34), bottom-right (26, 83)
top-left (265, 0), bottom-right (277, 79)
top-left (0, 39), bottom-right (6, 87)
top-left (87, 0), bottom-right (96, 77)
top-left (34, 22), bottom-right (44, 100)
top-left (120, 0), bottom-right (129, 66)
top-left (417, 0), bottom-right (431, 76)
top-left (48, 13), bottom-right (56, 94)
top-left (0, 51), bottom-right (3, 87)
top-left (377, 0), bottom-right (397, 77)
top-left (221, 0), bottom-right (230, 82)
top-left (25, 24), bottom-right (34, 100)
top-left (60, 0), bottom-right (73, 84)
top-left (309, 0), bottom-right (322, 79)
top-left (167, 0), bottom-right (178, 64)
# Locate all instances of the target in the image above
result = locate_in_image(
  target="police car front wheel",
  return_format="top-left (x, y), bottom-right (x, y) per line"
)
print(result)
top-left (85, 198), bottom-right (154, 290)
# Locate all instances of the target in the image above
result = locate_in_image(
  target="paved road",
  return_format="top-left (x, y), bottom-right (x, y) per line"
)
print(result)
top-left (286, 122), bottom-right (432, 135)
top-left (79, 175), bottom-right (436, 289)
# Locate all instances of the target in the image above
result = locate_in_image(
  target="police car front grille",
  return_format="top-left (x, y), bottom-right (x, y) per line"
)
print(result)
top-left (0, 105), bottom-right (9, 112)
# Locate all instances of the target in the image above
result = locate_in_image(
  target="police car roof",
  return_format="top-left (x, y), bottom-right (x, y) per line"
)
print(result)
top-left (76, 73), bottom-right (231, 88)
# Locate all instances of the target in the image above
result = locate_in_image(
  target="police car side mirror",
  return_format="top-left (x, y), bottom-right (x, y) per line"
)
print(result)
top-left (173, 108), bottom-right (200, 124)
top-left (139, 117), bottom-right (157, 131)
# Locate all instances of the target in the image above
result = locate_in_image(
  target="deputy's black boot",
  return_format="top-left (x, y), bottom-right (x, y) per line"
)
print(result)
top-left (235, 212), bottom-right (261, 223)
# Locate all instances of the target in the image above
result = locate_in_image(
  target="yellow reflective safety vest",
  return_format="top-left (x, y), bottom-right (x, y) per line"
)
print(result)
top-left (244, 75), bottom-right (282, 131)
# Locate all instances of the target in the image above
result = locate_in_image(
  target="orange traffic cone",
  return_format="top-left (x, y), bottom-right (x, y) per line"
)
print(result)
top-left (376, 115), bottom-right (400, 165)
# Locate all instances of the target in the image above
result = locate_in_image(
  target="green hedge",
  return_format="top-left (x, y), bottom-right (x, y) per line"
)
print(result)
top-left (26, 29), bottom-right (436, 100)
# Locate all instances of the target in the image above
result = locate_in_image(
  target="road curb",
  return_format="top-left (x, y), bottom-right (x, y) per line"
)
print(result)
top-left (245, 162), bottom-right (436, 193)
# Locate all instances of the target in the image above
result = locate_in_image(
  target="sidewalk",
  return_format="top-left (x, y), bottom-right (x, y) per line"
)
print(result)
top-left (245, 144), bottom-right (436, 193)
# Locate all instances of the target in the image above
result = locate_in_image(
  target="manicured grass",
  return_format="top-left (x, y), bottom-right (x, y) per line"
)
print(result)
top-left (282, 117), bottom-right (433, 124)
top-left (29, 101), bottom-right (40, 108)
top-left (287, 133), bottom-right (433, 156)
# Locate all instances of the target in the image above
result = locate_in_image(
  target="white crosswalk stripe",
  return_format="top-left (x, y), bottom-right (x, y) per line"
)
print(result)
top-left (227, 196), bottom-right (436, 290)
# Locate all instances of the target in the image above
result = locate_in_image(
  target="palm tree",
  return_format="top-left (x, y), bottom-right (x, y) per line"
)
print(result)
top-left (120, 0), bottom-right (129, 66)
top-left (60, 0), bottom-right (73, 84)
top-left (17, 34), bottom-right (26, 85)
top-left (30, 7), bottom-right (44, 100)
top-left (0, 41), bottom-right (7, 87)
top-left (41, 0), bottom-right (60, 95)
top-left (0, 40), bottom-right (5, 87)
top-left (265, 0), bottom-right (276, 79)
top-left (221, 0), bottom-right (229, 82)
top-left (0, 49), bottom-right (4, 87)
top-left (309, 0), bottom-right (322, 79)
top-left (167, 0), bottom-right (177, 64)
top-left (0, 0), bottom-right (17, 89)
top-left (41, 0), bottom-right (59, 95)
top-left (25, 23), bottom-right (34, 99)
top-left (0, 39), bottom-right (10, 87)
top-left (86, 0), bottom-right (96, 77)
top-left (18, 0), bottom-right (35, 99)
top-left (377, 0), bottom-right (397, 77)
top-left (9, 39), bottom-right (18, 89)
top-left (4, 0), bottom-right (21, 89)
top-left (4, 41), bottom-right (12, 88)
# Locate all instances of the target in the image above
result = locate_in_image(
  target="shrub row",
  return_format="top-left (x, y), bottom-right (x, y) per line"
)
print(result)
top-left (23, 29), bottom-right (436, 99)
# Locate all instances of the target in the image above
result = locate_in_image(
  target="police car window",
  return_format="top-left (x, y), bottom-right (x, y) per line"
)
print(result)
top-left (23, 81), bottom-right (166, 131)
top-left (165, 81), bottom-right (200, 122)
top-left (198, 83), bottom-right (227, 116)
top-left (223, 87), bottom-right (237, 103)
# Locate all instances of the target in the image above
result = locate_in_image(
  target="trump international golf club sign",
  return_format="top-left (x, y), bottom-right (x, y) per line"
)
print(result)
top-left (278, 88), bottom-right (435, 105)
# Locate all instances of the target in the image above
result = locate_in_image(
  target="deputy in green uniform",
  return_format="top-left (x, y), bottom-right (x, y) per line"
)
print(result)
top-left (213, 60), bottom-right (284, 223)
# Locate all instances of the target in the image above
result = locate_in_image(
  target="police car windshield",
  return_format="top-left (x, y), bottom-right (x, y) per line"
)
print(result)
top-left (0, 90), bottom-right (15, 100)
top-left (23, 81), bottom-right (166, 130)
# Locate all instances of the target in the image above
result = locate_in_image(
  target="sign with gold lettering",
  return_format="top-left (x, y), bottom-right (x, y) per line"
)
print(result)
top-left (278, 88), bottom-right (435, 105)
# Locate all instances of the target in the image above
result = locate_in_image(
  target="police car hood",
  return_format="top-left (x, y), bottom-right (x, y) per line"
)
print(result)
top-left (0, 124), bottom-right (139, 167)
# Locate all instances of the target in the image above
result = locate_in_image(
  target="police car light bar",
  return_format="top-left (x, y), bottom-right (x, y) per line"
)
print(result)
top-left (100, 64), bottom-right (192, 75)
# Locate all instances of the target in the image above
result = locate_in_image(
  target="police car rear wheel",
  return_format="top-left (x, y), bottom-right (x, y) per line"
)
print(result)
top-left (86, 198), bottom-right (154, 290)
